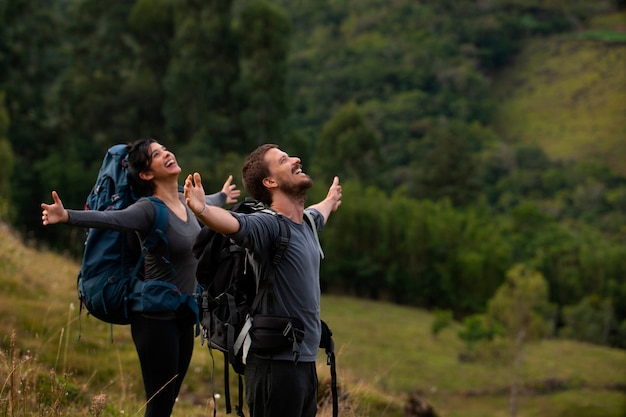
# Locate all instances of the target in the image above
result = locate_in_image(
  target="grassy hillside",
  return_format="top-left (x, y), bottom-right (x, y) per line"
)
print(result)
top-left (491, 11), bottom-right (626, 176)
top-left (1, 221), bottom-right (625, 417)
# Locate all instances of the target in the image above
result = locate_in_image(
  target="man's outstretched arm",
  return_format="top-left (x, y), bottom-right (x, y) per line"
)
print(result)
top-left (184, 172), bottom-right (240, 234)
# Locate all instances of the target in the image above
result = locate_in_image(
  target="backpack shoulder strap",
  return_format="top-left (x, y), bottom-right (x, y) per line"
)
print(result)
top-left (144, 196), bottom-right (170, 250)
top-left (130, 197), bottom-right (172, 280)
top-left (304, 210), bottom-right (324, 259)
top-left (271, 212), bottom-right (290, 264)
top-left (250, 212), bottom-right (290, 314)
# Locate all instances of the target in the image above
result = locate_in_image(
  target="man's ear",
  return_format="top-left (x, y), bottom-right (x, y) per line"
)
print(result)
top-left (139, 170), bottom-right (154, 181)
top-left (262, 177), bottom-right (277, 189)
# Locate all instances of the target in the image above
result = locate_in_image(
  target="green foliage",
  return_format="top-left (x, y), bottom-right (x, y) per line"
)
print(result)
top-left (457, 314), bottom-right (503, 357)
top-left (35, 371), bottom-right (82, 410)
top-left (412, 120), bottom-right (489, 206)
top-left (431, 309), bottom-right (453, 338)
top-left (129, 0), bottom-right (174, 38)
top-left (487, 264), bottom-right (553, 341)
top-left (560, 295), bottom-right (618, 346)
top-left (562, 30), bottom-right (626, 42)
top-left (53, 0), bottom-right (161, 143)
top-left (164, 0), bottom-right (240, 152)
top-left (0, 92), bottom-right (13, 210)
top-left (237, 0), bottom-right (292, 147)
top-left (321, 182), bottom-right (512, 312)
top-left (0, 0), bottom-right (69, 236)
top-left (314, 102), bottom-right (382, 185)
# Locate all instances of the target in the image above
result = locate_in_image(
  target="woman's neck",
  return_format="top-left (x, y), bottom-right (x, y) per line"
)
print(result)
top-left (152, 180), bottom-right (188, 221)
top-left (152, 180), bottom-right (181, 205)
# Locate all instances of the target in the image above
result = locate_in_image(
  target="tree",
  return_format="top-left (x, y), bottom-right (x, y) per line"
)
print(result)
top-left (315, 102), bottom-right (383, 185)
top-left (237, 0), bottom-right (292, 148)
top-left (487, 263), bottom-right (552, 417)
top-left (0, 92), bottom-right (14, 219)
top-left (53, 0), bottom-right (155, 148)
top-left (0, 0), bottom-right (70, 237)
top-left (164, 0), bottom-right (240, 154)
top-left (431, 309), bottom-right (453, 339)
top-left (413, 121), bottom-right (484, 206)
top-left (457, 314), bottom-right (502, 361)
top-left (560, 295), bottom-right (617, 346)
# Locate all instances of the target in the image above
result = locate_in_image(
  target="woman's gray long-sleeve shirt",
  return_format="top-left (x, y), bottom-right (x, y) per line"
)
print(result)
top-left (66, 192), bottom-right (224, 295)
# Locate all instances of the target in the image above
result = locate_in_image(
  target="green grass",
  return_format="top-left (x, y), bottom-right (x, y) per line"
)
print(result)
top-left (2, 222), bottom-right (625, 417)
top-left (322, 295), bottom-right (626, 416)
top-left (491, 11), bottom-right (626, 176)
top-left (562, 30), bottom-right (626, 42)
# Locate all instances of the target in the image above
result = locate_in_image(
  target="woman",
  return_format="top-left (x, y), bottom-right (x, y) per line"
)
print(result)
top-left (41, 138), bottom-right (240, 417)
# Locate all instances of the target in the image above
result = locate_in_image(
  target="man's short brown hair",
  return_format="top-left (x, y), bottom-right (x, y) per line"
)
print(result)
top-left (242, 144), bottom-right (278, 205)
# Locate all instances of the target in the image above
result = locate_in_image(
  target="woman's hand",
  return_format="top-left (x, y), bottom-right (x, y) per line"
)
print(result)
top-left (41, 191), bottom-right (69, 225)
top-left (221, 175), bottom-right (241, 205)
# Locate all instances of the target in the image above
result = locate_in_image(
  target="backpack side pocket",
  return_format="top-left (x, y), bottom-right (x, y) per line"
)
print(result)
top-left (129, 280), bottom-right (183, 313)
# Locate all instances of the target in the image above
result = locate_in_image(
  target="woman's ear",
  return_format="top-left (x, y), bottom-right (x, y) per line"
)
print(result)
top-left (139, 170), bottom-right (154, 181)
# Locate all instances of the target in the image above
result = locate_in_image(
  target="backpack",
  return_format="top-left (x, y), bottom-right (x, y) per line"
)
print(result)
top-left (192, 199), bottom-right (337, 417)
top-left (77, 144), bottom-right (198, 332)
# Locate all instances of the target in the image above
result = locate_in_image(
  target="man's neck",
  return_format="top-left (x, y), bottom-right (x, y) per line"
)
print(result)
top-left (270, 193), bottom-right (306, 223)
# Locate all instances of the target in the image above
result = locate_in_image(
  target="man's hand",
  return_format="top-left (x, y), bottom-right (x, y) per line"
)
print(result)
top-left (308, 176), bottom-right (342, 224)
top-left (326, 176), bottom-right (342, 212)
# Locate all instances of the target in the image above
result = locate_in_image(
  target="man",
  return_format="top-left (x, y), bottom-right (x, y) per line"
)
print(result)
top-left (184, 144), bottom-right (342, 417)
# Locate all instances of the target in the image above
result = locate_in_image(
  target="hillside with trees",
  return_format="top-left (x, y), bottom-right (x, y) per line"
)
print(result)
top-left (1, 0), bottom-right (625, 350)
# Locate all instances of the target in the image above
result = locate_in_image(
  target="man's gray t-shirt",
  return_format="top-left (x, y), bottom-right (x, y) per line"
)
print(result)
top-left (228, 208), bottom-right (324, 362)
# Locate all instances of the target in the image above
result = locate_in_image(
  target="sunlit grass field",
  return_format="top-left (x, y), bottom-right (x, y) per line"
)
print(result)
top-left (491, 11), bottom-right (626, 177)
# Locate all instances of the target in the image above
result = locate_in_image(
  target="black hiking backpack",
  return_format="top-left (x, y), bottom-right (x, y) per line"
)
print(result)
top-left (192, 199), bottom-right (337, 417)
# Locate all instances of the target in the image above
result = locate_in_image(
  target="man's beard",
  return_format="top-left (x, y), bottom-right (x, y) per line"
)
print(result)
top-left (280, 177), bottom-right (313, 203)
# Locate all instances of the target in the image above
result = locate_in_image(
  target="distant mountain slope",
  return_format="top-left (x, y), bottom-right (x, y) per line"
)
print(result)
top-left (491, 12), bottom-right (626, 176)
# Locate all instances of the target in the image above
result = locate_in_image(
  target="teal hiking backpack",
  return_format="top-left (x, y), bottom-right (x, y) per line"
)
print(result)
top-left (77, 144), bottom-right (197, 328)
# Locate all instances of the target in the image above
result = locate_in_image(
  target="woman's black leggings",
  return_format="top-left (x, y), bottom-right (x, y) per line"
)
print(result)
top-left (131, 312), bottom-right (195, 417)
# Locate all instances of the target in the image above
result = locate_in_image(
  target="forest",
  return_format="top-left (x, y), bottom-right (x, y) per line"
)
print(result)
top-left (1, 0), bottom-right (625, 349)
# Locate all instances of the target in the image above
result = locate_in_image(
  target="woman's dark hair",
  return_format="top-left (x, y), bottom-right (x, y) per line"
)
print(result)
top-left (242, 144), bottom-right (277, 205)
top-left (126, 138), bottom-right (156, 197)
